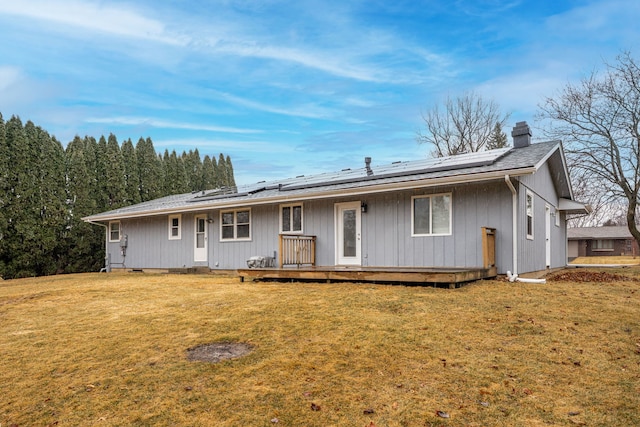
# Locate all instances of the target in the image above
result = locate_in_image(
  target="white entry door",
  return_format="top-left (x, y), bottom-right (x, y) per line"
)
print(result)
top-left (545, 205), bottom-right (551, 268)
top-left (335, 201), bottom-right (361, 265)
top-left (194, 215), bottom-right (208, 262)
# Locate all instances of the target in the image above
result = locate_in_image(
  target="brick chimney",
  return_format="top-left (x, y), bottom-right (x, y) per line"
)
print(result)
top-left (511, 121), bottom-right (532, 148)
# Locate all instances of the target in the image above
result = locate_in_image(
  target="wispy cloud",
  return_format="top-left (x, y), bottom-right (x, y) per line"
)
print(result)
top-left (209, 90), bottom-right (337, 120)
top-left (0, 0), bottom-right (185, 45)
top-left (85, 117), bottom-right (262, 134)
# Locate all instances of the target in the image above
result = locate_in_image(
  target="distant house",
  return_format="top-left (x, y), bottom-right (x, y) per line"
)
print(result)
top-left (568, 226), bottom-right (638, 259)
top-left (84, 122), bottom-right (589, 282)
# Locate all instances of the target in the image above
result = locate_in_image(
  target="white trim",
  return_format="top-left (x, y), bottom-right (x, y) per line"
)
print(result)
top-left (334, 201), bottom-right (362, 266)
top-left (220, 208), bottom-right (252, 241)
top-left (108, 221), bottom-right (121, 242)
top-left (194, 214), bottom-right (208, 262)
top-left (279, 203), bottom-right (304, 234)
top-left (168, 214), bottom-right (182, 240)
top-left (545, 204), bottom-right (551, 267)
top-left (526, 190), bottom-right (534, 240)
top-left (411, 193), bottom-right (452, 237)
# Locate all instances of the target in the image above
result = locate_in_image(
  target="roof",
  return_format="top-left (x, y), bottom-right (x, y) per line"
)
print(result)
top-left (84, 140), bottom-right (573, 222)
top-left (568, 226), bottom-right (633, 240)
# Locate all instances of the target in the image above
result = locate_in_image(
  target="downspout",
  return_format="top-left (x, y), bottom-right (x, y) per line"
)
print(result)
top-left (87, 220), bottom-right (110, 272)
top-left (504, 175), bottom-right (546, 284)
top-left (504, 175), bottom-right (518, 277)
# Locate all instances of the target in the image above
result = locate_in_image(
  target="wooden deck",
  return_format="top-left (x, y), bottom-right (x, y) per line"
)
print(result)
top-left (237, 265), bottom-right (498, 287)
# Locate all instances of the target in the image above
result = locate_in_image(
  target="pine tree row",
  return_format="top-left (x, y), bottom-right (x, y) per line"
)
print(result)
top-left (0, 113), bottom-right (236, 279)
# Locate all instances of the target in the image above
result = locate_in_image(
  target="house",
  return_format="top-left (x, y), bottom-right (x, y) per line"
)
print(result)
top-left (568, 226), bottom-right (638, 259)
top-left (83, 122), bottom-right (589, 283)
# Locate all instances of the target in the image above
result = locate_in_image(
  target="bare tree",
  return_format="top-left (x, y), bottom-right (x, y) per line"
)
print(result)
top-left (538, 51), bottom-right (640, 245)
top-left (417, 91), bottom-right (511, 157)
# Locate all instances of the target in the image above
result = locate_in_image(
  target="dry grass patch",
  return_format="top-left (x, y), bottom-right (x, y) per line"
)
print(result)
top-left (1, 271), bottom-right (640, 426)
top-left (570, 255), bottom-right (640, 265)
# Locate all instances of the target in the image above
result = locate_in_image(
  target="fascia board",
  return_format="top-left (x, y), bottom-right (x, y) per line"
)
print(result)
top-left (83, 167), bottom-right (535, 222)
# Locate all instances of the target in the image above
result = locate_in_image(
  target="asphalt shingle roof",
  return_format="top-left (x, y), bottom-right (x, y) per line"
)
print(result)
top-left (84, 140), bottom-right (566, 221)
top-left (568, 226), bottom-right (633, 240)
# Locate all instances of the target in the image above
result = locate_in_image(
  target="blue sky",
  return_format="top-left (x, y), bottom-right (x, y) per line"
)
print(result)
top-left (1, 1), bottom-right (639, 185)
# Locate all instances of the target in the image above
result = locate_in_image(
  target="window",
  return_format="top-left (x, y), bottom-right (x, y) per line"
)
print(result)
top-left (168, 214), bottom-right (181, 240)
top-left (412, 193), bottom-right (451, 236)
top-left (220, 209), bottom-right (251, 241)
top-left (593, 239), bottom-right (614, 251)
top-left (281, 203), bottom-right (303, 233)
top-left (526, 191), bottom-right (534, 240)
top-left (109, 221), bottom-right (121, 242)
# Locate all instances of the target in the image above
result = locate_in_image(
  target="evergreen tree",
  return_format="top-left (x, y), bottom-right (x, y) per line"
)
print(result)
top-left (104, 134), bottom-right (127, 208)
top-left (65, 136), bottom-right (103, 273)
top-left (136, 137), bottom-right (163, 201)
top-left (95, 136), bottom-right (109, 211)
top-left (2, 117), bottom-right (39, 277)
top-left (183, 149), bottom-right (203, 191)
top-left (218, 153), bottom-right (228, 187)
top-left (225, 155), bottom-right (236, 187)
top-left (487, 122), bottom-right (509, 150)
top-left (201, 154), bottom-right (217, 190)
top-left (121, 138), bottom-right (141, 205)
top-left (0, 114), bottom-right (8, 277)
top-left (35, 129), bottom-right (67, 276)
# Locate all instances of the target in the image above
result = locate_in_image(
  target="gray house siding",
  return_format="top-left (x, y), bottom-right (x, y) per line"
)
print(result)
top-left (518, 161), bottom-right (567, 272)
top-left (107, 181), bottom-right (519, 273)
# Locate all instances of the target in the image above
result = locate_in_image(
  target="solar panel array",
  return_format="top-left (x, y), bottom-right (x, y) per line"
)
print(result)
top-left (195, 146), bottom-right (512, 199)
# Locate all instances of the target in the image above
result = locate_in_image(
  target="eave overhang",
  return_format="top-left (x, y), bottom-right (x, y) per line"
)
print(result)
top-left (82, 166), bottom-right (537, 223)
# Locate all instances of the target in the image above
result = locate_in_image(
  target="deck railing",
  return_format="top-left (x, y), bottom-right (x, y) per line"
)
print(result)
top-left (279, 234), bottom-right (316, 267)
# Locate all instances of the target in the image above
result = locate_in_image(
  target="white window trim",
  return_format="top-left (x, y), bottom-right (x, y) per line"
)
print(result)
top-left (168, 214), bottom-right (182, 240)
top-left (108, 221), bottom-right (121, 242)
top-left (526, 190), bottom-right (534, 240)
top-left (411, 193), bottom-right (452, 237)
top-left (280, 203), bottom-right (304, 234)
top-left (220, 208), bottom-right (252, 241)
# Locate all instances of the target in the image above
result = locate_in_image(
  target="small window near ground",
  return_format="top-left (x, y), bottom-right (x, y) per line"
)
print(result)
top-left (526, 191), bottom-right (534, 240)
top-left (412, 193), bottom-right (452, 236)
top-left (109, 221), bottom-right (121, 242)
top-left (168, 214), bottom-right (181, 240)
top-left (281, 203), bottom-right (303, 233)
top-left (220, 209), bottom-right (251, 241)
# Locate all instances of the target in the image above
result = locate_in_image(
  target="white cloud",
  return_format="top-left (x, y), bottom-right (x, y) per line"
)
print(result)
top-left (0, 65), bottom-right (20, 91)
top-left (210, 90), bottom-right (337, 119)
top-left (0, 0), bottom-right (185, 45)
top-left (85, 117), bottom-right (262, 134)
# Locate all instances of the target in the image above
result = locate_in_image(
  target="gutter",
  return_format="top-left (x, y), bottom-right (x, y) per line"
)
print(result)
top-left (504, 175), bottom-right (518, 276)
top-left (83, 167), bottom-right (537, 223)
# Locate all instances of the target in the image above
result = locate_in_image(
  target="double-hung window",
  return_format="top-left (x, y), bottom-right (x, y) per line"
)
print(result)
top-left (281, 203), bottom-right (303, 233)
top-left (221, 209), bottom-right (251, 241)
top-left (412, 193), bottom-right (452, 236)
top-left (109, 221), bottom-right (121, 242)
top-left (168, 214), bottom-right (181, 240)
top-left (526, 191), bottom-right (534, 240)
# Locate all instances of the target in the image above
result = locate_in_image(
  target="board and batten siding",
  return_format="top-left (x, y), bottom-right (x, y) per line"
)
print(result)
top-left (518, 162), bottom-right (567, 272)
top-left (105, 170), bottom-right (565, 274)
top-left (359, 182), bottom-right (513, 272)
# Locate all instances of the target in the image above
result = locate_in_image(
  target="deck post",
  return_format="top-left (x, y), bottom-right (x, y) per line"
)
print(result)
top-left (482, 227), bottom-right (496, 269)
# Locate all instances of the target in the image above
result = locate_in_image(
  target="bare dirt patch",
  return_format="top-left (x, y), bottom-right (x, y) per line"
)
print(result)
top-left (186, 342), bottom-right (253, 363)
top-left (547, 270), bottom-right (640, 282)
